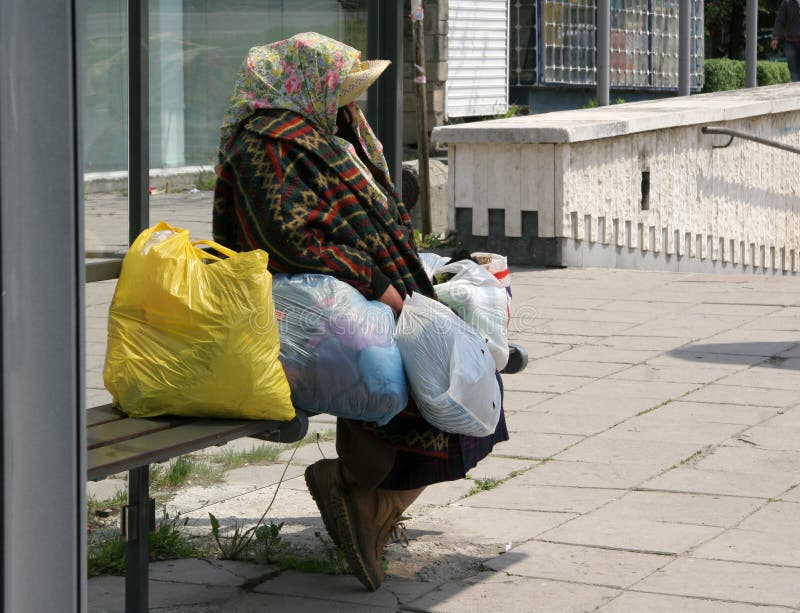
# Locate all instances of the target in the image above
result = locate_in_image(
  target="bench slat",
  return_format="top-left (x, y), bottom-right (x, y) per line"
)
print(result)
top-left (88, 416), bottom-right (189, 450)
top-left (87, 404), bottom-right (127, 427)
top-left (87, 419), bottom-right (286, 481)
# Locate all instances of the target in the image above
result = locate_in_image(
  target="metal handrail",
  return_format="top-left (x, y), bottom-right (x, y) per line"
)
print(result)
top-left (702, 126), bottom-right (800, 155)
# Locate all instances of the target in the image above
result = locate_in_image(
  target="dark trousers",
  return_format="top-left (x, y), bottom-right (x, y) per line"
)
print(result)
top-left (786, 41), bottom-right (800, 82)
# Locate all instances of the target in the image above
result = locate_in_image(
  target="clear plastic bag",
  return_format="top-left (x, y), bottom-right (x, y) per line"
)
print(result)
top-left (395, 292), bottom-right (501, 437)
top-left (433, 259), bottom-right (510, 370)
top-left (272, 274), bottom-right (407, 425)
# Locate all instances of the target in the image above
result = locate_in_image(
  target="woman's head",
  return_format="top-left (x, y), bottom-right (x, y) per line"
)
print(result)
top-left (219, 32), bottom-right (386, 154)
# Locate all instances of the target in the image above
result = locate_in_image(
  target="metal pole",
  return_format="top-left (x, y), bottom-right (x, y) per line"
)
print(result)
top-left (1, 0), bottom-right (85, 610)
top-left (745, 0), bottom-right (758, 88)
top-left (597, 0), bottom-right (610, 106)
top-left (367, 0), bottom-right (403, 190)
top-left (678, 0), bottom-right (691, 95)
top-left (129, 0), bottom-right (150, 245)
top-left (125, 467), bottom-right (151, 613)
top-left (411, 0), bottom-right (432, 234)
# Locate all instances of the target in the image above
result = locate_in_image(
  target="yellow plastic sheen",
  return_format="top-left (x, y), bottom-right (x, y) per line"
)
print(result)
top-left (103, 222), bottom-right (295, 421)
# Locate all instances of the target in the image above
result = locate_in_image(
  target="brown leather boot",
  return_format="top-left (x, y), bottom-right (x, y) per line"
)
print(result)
top-left (331, 482), bottom-right (406, 591)
top-left (304, 459), bottom-right (345, 550)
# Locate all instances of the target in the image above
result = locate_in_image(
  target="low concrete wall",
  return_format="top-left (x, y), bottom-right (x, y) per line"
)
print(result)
top-left (432, 84), bottom-right (800, 274)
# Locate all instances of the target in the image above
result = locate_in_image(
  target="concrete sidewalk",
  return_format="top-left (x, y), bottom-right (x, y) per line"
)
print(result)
top-left (87, 192), bottom-right (800, 612)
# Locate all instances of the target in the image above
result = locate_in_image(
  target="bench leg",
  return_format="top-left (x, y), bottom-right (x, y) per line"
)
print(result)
top-left (124, 466), bottom-right (152, 613)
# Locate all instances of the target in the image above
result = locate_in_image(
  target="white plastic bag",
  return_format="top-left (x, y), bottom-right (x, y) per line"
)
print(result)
top-left (395, 292), bottom-right (501, 437)
top-left (472, 252), bottom-right (511, 296)
top-left (272, 274), bottom-right (407, 425)
top-left (418, 252), bottom-right (451, 281)
top-left (433, 259), bottom-right (510, 371)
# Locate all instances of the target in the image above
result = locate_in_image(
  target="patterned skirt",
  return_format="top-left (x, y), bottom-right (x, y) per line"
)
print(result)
top-left (337, 373), bottom-right (509, 490)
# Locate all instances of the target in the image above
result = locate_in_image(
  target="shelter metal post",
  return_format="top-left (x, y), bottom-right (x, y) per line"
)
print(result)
top-left (678, 0), bottom-right (691, 95)
top-left (368, 0), bottom-right (404, 188)
top-left (745, 0), bottom-right (758, 88)
top-left (0, 0), bottom-right (85, 610)
top-left (129, 0), bottom-right (150, 245)
top-left (597, 0), bottom-right (610, 106)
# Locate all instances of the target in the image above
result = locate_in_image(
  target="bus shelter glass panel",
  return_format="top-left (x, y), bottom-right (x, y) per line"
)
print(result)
top-left (82, 0), bottom-right (368, 257)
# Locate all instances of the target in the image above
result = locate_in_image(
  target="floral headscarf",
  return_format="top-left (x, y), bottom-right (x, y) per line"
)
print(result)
top-left (219, 32), bottom-right (390, 181)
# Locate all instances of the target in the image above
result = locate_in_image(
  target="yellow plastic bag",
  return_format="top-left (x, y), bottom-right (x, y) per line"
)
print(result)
top-left (103, 222), bottom-right (295, 421)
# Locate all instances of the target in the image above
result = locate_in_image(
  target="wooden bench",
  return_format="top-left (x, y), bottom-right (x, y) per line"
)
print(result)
top-left (87, 402), bottom-right (310, 613)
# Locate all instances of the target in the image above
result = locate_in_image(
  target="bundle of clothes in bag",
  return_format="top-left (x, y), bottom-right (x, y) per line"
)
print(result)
top-left (276, 251), bottom-right (512, 437)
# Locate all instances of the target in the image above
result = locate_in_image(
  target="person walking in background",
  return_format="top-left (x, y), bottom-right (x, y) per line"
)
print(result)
top-left (772, 0), bottom-right (800, 82)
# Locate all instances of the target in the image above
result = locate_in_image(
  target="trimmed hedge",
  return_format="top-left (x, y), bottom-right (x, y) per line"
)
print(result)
top-left (703, 58), bottom-right (790, 92)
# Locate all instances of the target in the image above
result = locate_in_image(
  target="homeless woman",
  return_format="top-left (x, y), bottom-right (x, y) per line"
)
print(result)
top-left (212, 32), bottom-right (508, 591)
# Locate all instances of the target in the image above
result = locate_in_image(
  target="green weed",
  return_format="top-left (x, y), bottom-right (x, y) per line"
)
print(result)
top-left (87, 510), bottom-right (198, 577)
top-left (467, 478), bottom-right (501, 496)
top-left (215, 444), bottom-right (283, 471)
top-left (210, 446), bottom-right (298, 560)
top-left (150, 455), bottom-right (223, 489)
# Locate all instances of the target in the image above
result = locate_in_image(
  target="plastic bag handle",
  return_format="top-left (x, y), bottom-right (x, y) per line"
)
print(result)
top-left (191, 239), bottom-right (237, 261)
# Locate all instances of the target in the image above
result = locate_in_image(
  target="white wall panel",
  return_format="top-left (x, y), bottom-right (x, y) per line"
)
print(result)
top-left (447, 0), bottom-right (509, 118)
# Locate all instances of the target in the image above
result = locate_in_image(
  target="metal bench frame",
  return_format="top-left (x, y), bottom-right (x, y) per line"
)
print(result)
top-left (87, 403), bottom-right (310, 613)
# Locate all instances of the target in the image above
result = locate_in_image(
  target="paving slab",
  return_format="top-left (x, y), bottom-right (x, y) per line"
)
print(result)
top-left (781, 485), bottom-right (800, 502)
top-left (484, 540), bottom-right (669, 588)
top-left (530, 392), bottom-right (664, 418)
top-left (555, 435), bottom-right (703, 469)
top-left (587, 334), bottom-right (692, 350)
top-left (598, 591), bottom-right (792, 612)
top-left (608, 363), bottom-right (731, 384)
top-left (647, 350), bottom-right (767, 369)
top-left (462, 482), bottom-right (625, 514)
top-left (408, 504), bottom-right (574, 546)
top-left (501, 390), bottom-right (556, 411)
top-left (157, 591), bottom-right (395, 612)
top-left (549, 345), bottom-right (663, 364)
top-left (573, 378), bottom-right (701, 400)
top-left (502, 410), bottom-right (624, 436)
top-left (413, 478), bottom-right (475, 505)
top-left (404, 571), bottom-right (621, 613)
top-left (641, 400), bottom-right (782, 426)
top-left (515, 459), bottom-right (662, 489)
top-left (587, 490), bottom-right (761, 527)
top-left (88, 574), bottom-right (242, 612)
top-left (465, 455), bottom-right (538, 480)
top-left (692, 525), bottom-right (800, 567)
top-left (730, 424), bottom-right (800, 451)
top-left (716, 367), bottom-right (800, 391)
top-left (492, 432), bottom-right (584, 459)
top-left (601, 418), bottom-right (743, 446)
top-left (502, 373), bottom-right (597, 394)
top-left (147, 558), bottom-right (275, 586)
top-left (633, 557), bottom-right (800, 608)
top-left (539, 515), bottom-right (723, 555)
top-left (523, 358), bottom-right (630, 378)
top-left (682, 384), bottom-right (800, 408)
top-left (254, 570), bottom-right (399, 608)
top-left (87, 478), bottom-right (126, 502)
top-left (641, 466), bottom-right (797, 499)
top-left (692, 445), bottom-right (800, 475)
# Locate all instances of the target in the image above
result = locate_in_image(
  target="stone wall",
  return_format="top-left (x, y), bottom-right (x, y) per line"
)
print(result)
top-left (402, 0), bottom-right (448, 148)
top-left (432, 84), bottom-right (800, 274)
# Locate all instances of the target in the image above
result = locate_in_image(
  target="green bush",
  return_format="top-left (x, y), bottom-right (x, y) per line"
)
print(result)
top-left (703, 58), bottom-right (790, 93)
